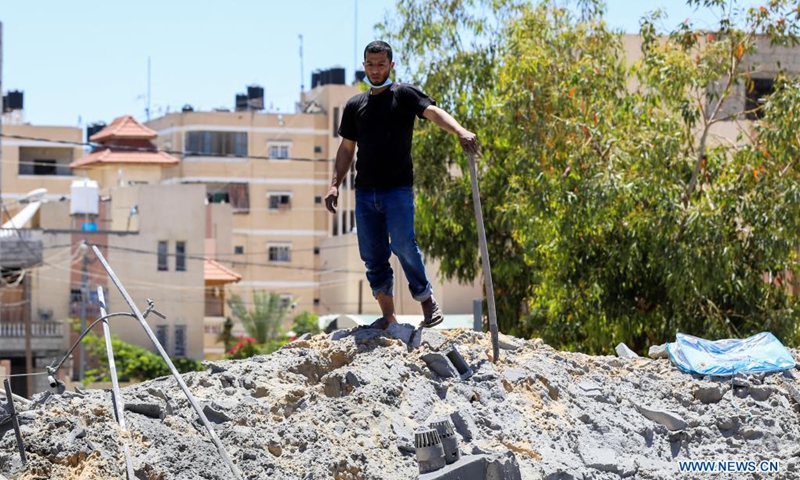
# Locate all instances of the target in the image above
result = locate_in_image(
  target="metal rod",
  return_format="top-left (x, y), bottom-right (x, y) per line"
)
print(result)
top-left (97, 287), bottom-right (135, 480)
top-left (92, 245), bottom-right (242, 480)
top-left (49, 312), bottom-right (136, 377)
top-left (466, 152), bottom-right (500, 362)
top-left (3, 379), bottom-right (26, 464)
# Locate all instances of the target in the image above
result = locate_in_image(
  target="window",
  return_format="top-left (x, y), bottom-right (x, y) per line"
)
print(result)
top-left (176, 241), bottom-right (186, 271)
top-left (268, 243), bottom-right (291, 263)
top-left (745, 78), bottom-right (775, 120)
top-left (313, 298), bottom-right (320, 306)
top-left (234, 246), bottom-right (244, 255)
top-left (185, 131), bottom-right (247, 157)
top-left (206, 183), bottom-right (249, 211)
top-left (314, 196), bottom-right (322, 205)
top-left (333, 107), bottom-right (340, 137)
top-left (157, 241), bottom-right (168, 271)
top-left (18, 147), bottom-right (73, 176)
top-left (268, 192), bottom-right (292, 211)
top-left (314, 146), bottom-right (323, 153)
top-left (174, 325), bottom-right (187, 357)
top-left (32, 159), bottom-right (57, 175)
top-left (156, 325), bottom-right (168, 350)
top-left (268, 144), bottom-right (290, 159)
top-left (313, 247), bottom-right (320, 255)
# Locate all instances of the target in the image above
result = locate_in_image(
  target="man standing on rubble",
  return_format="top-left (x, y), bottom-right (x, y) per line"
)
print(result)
top-left (325, 40), bottom-right (479, 330)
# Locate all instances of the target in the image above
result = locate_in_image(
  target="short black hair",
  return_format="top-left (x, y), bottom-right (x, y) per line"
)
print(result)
top-left (364, 41), bottom-right (393, 61)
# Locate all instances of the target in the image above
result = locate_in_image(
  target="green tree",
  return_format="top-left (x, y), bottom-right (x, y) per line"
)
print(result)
top-left (227, 290), bottom-right (293, 343)
top-left (381, 0), bottom-right (800, 353)
top-left (82, 333), bottom-right (203, 382)
top-left (291, 311), bottom-right (321, 336)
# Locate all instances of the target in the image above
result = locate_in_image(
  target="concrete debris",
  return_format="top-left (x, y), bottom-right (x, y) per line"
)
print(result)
top-left (0, 326), bottom-right (798, 479)
top-left (633, 403), bottom-right (689, 431)
top-left (648, 343), bottom-right (670, 359)
top-left (615, 343), bottom-right (639, 359)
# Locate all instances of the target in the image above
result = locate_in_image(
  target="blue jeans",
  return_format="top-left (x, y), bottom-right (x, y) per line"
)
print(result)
top-left (355, 187), bottom-right (433, 301)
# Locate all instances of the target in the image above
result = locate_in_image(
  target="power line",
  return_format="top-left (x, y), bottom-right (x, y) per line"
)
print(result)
top-left (0, 133), bottom-right (333, 163)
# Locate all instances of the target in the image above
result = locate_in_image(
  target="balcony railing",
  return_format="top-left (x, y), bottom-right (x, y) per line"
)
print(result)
top-left (0, 321), bottom-right (63, 338)
top-left (0, 321), bottom-right (65, 353)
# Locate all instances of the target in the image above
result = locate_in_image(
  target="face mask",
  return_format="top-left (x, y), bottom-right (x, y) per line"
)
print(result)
top-left (364, 77), bottom-right (393, 89)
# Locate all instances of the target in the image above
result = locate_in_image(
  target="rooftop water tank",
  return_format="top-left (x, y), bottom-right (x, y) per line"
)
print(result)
top-left (70, 179), bottom-right (99, 215)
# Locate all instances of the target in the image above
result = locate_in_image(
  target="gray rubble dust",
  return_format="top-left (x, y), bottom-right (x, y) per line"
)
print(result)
top-left (1, 327), bottom-right (799, 479)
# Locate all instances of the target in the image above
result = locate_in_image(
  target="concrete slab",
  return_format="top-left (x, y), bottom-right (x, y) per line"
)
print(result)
top-left (419, 452), bottom-right (522, 480)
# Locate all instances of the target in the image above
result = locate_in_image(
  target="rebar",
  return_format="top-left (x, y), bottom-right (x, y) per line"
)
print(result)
top-left (97, 287), bottom-right (135, 480)
top-left (3, 379), bottom-right (25, 464)
top-left (91, 245), bottom-right (243, 480)
top-left (467, 151), bottom-right (500, 363)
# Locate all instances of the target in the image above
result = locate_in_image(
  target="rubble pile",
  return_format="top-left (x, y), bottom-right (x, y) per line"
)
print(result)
top-left (1, 326), bottom-right (799, 479)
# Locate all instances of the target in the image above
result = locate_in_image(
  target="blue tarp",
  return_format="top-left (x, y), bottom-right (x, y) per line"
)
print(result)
top-left (666, 332), bottom-right (796, 376)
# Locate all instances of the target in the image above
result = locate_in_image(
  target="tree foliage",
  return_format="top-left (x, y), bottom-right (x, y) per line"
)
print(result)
top-left (291, 311), bottom-right (321, 336)
top-left (380, 0), bottom-right (800, 353)
top-left (82, 333), bottom-right (203, 382)
top-left (227, 290), bottom-right (293, 344)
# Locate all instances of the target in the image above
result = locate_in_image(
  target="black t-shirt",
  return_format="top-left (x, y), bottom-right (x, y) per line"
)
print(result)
top-left (338, 83), bottom-right (435, 189)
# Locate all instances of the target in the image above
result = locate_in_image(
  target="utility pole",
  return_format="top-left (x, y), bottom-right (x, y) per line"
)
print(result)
top-left (79, 240), bottom-right (88, 385)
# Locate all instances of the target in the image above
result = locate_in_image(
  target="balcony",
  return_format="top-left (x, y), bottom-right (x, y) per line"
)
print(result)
top-left (0, 321), bottom-right (65, 353)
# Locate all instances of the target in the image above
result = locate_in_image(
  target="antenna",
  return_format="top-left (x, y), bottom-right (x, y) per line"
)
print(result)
top-left (299, 34), bottom-right (304, 94)
top-left (146, 56), bottom-right (151, 121)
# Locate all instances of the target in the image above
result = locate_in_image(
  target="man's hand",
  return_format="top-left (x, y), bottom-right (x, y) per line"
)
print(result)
top-left (324, 185), bottom-right (339, 214)
top-left (458, 129), bottom-right (479, 155)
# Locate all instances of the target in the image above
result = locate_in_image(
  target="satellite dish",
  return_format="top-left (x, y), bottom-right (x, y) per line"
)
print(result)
top-left (20, 188), bottom-right (47, 204)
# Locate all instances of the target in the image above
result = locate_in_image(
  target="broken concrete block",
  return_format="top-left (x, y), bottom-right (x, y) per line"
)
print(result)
top-left (443, 346), bottom-right (474, 380)
top-left (392, 421), bottom-right (415, 453)
top-left (502, 369), bottom-right (528, 384)
top-left (422, 353), bottom-right (458, 378)
top-left (579, 446), bottom-right (622, 474)
top-left (203, 404), bottom-right (232, 424)
top-left (450, 410), bottom-right (478, 442)
top-left (693, 384), bottom-right (725, 404)
top-left (485, 451), bottom-right (523, 480)
top-left (419, 329), bottom-right (449, 351)
top-left (634, 404), bottom-right (688, 431)
top-left (124, 402), bottom-right (164, 419)
top-left (615, 343), bottom-right (639, 359)
top-left (577, 381), bottom-right (603, 398)
top-left (387, 322), bottom-right (416, 345)
top-left (330, 330), bottom-right (351, 341)
top-left (498, 333), bottom-right (523, 351)
top-left (648, 344), bottom-right (670, 359)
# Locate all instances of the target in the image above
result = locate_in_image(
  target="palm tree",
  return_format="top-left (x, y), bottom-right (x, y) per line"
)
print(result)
top-left (227, 291), bottom-right (294, 343)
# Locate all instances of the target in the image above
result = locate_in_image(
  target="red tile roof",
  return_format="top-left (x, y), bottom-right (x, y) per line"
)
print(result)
top-left (204, 259), bottom-right (242, 284)
top-left (90, 115), bottom-right (158, 142)
top-left (70, 148), bottom-right (179, 168)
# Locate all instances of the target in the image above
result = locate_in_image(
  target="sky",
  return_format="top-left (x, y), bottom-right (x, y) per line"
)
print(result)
top-left (1, 0), bottom-right (762, 128)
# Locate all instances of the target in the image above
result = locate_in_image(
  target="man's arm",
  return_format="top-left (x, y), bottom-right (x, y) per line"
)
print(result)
top-left (422, 105), bottom-right (479, 154)
top-left (325, 138), bottom-right (357, 214)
